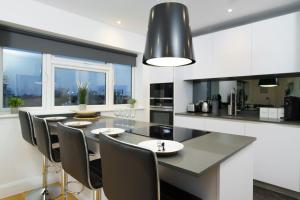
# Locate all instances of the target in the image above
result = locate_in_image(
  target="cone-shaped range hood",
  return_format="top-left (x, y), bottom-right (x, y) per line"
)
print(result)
top-left (143, 2), bottom-right (195, 67)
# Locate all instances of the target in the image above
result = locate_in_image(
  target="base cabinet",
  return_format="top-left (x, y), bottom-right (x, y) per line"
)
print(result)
top-left (174, 115), bottom-right (300, 192)
top-left (244, 123), bottom-right (300, 192)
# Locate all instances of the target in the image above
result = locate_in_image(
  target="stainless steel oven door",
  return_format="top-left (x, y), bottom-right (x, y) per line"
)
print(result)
top-left (150, 107), bottom-right (173, 125)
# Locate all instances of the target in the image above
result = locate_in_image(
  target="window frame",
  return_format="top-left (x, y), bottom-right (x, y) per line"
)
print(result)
top-left (0, 47), bottom-right (47, 112)
top-left (49, 55), bottom-right (113, 112)
top-left (0, 48), bottom-right (136, 114)
top-left (112, 63), bottom-right (134, 105)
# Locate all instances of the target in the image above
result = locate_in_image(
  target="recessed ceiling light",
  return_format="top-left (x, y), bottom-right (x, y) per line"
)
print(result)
top-left (227, 8), bottom-right (233, 13)
top-left (116, 20), bottom-right (122, 25)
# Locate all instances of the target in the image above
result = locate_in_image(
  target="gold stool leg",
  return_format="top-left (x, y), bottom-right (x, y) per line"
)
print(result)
top-left (61, 169), bottom-right (68, 200)
top-left (93, 189), bottom-right (101, 200)
top-left (42, 156), bottom-right (48, 197)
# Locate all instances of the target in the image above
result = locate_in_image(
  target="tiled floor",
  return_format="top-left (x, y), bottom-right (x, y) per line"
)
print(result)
top-left (254, 186), bottom-right (298, 200)
top-left (2, 186), bottom-right (298, 200)
top-left (1, 193), bottom-right (76, 200)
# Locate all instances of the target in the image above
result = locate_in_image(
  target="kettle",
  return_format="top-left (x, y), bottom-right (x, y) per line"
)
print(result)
top-left (202, 101), bottom-right (209, 113)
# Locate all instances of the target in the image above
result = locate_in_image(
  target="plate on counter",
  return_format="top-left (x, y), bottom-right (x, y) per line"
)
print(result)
top-left (64, 121), bottom-right (92, 128)
top-left (91, 128), bottom-right (125, 136)
top-left (44, 116), bottom-right (67, 122)
top-left (138, 140), bottom-right (184, 156)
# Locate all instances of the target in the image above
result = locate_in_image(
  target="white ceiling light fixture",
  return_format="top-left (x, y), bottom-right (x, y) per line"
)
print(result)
top-left (116, 20), bottom-right (122, 25)
top-left (227, 8), bottom-right (233, 13)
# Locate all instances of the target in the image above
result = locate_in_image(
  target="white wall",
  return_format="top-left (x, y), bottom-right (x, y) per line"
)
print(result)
top-left (0, 117), bottom-right (60, 198)
top-left (0, 0), bottom-right (145, 53)
top-left (0, 0), bottom-right (150, 198)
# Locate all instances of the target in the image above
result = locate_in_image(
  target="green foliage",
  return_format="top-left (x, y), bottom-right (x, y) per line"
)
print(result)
top-left (77, 81), bottom-right (88, 104)
top-left (127, 98), bottom-right (136, 105)
top-left (8, 97), bottom-right (24, 108)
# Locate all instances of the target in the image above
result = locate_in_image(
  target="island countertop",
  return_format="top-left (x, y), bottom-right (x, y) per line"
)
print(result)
top-left (46, 116), bottom-right (256, 176)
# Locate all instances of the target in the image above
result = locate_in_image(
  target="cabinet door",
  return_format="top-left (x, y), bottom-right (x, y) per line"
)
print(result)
top-left (252, 12), bottom-right (300, 75)
top-left (183, 34), bottom-right (214, 80)
top-left (245, 123), bottom-right (300, 192)
top-left (174, 116), bottom-right (206, 130)
top-left (205, 118), bottom-right (245, 135)
top-left (149, 66), bottom-right (174, 84)
top-left (213, 25), bottom-right (252, 77)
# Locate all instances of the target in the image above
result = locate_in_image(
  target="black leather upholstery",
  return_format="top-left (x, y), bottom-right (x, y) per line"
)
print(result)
top-left (56, 123), bottom-right (102, 190)
top-left (19, 110), bottom-right (36, 146)
top-left (99, 133), bottom-right (202, 200)
top-left (32, 116), bottom-right (60, 163)
top-left (99, 133), bottom-right (160, 200)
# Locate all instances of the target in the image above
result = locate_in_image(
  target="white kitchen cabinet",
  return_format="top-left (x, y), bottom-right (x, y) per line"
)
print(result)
top-left (252, 12), bottom-right (300, 75)
top-left (205, 118), bottom-right (245, 136)
top-left (174, 115), bottom-right (244, 135)
top-left (149, 66), bottom-right (174, 83)
top-left (174, 115), bottom-right (300, 192)
top-left (213, 25), bottom-right (252, 78)
top-left (174, 115), bottom-right (206, 130)
top-left (183, 34), bottom-right (214, 80)
top-left (244, 122), bottom-right (300, 192)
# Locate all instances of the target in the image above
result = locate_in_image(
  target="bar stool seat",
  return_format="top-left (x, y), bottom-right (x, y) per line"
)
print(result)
top-left (57, 123), bottom-right (103, 200)
top-left (51, 148), bottom-right (61, 163)
top-left (99, 133), bottom-right (202, 200)
top-left (51, 135), bottom-right (59, 144)
top-left (89, 159), bottom-right (103, 189)
top-left (32, 116), bottom-right (63, 199)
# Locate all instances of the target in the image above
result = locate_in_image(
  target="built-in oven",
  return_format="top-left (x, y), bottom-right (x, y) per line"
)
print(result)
top-left (150, 83), bottom-right (174, 125)
top-left (150, 106), bottom-right (173, 125)
top-left (150, 82), bottom-right (173, 98)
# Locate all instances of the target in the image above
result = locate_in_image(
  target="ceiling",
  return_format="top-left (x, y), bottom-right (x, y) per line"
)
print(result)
top-left (34, 0), bottom-right (300, 36)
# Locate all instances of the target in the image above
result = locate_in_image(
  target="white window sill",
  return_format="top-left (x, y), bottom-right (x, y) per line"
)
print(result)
top-left (0, 112), bottom-right (18, 119)
top-left (0, 107), bottom-right (145, 119)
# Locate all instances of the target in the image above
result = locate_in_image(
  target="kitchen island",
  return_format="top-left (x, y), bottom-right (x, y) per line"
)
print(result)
top-left (47, 116), bottom-right (255, 200)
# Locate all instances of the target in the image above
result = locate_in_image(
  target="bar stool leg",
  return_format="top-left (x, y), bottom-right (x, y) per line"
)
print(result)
top-left (61, 169), bottom-right (68, 200)
top-left (42, 155), bottom-right (48, 198)
top-left (93, 189), bottom-right (101, 200)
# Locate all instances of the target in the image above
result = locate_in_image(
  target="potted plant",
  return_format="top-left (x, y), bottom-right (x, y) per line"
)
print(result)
top-left (77, 81), bottom-right (88, 111)
top-left (128, 98), bottom-right (137, 108)
top-left (8, 97), bottom-right (24, 114)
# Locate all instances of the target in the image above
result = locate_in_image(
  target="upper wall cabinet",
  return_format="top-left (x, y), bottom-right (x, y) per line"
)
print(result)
top-left (183, 34), bottom-right (214, 80)
top-left (213, 25), bottom-right (252, 78)
top-left (149, 66), bottom-right (174, 83)
top-left (252, 12), bottom-right (300, 75)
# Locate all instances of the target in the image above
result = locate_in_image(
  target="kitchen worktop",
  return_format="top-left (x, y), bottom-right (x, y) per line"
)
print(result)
top-left (47, 116), bottom-right (255, 176)
top-left (175, 112), bottom-right (300, 126)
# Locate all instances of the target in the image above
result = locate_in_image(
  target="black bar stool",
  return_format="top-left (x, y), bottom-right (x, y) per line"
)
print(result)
top-left (99, 133), bottom-right (202, 200)
top-left (31, 116), bottom-right (62, 199)
top-left (57, 123), bottom-right (103, 200)
top-left (19, 110), bottom-right (36, 146)
top-left (19, 110), bottom-right (62, 199)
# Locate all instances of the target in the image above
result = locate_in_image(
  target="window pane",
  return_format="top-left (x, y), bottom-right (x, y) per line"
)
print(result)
top-left (114, 64), bottom-right (132, 104)
top-left (55, 67), bottom-right (106, 106)
top-left (3, 48), bottom-right (43, 107)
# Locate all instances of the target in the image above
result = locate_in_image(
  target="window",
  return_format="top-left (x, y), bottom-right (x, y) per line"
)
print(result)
top-left (54, 67), bottom-right (106, 106)
top-left (2, 48), bottom-right (43, 107)
top-left (114, 64), bottom-right (132, 104)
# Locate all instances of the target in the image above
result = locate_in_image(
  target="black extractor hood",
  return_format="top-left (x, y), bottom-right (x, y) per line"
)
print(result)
top-left (143, 2), bottom-right (195, 67)
top-left (259, 78), bottom-right (279, 87)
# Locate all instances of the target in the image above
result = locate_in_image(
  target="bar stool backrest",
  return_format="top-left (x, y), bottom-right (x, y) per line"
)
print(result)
top-left (57, 123), bottom-right (94, 189)
top-left (19, 110), bottom-right (36, 146)
top-left (32, 116), bottom-right (56, 162)
top-left (99, 133), bottom-right (160, 200)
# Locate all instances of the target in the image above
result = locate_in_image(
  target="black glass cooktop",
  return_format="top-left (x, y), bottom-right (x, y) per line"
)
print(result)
top-left (127, 125), bottom-right (210, 142)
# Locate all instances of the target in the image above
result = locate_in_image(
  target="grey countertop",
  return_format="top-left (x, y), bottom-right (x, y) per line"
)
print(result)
top-left (48, 116), bottom-right (255, 176)
top-left (175, 112), bottom-right (300, 126)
